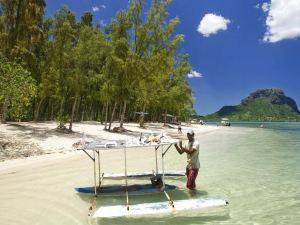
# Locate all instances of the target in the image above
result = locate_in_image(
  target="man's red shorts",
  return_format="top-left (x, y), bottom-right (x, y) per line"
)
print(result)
top-left (186, 167), bottom-right (199, 190)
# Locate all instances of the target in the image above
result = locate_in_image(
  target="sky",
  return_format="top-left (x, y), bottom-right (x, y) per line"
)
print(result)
top-left (45, 0), bottom-right (300, 115)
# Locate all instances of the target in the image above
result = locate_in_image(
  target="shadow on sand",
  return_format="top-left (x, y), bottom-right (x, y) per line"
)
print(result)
top-left (6, 123), bottom-right (83, 140)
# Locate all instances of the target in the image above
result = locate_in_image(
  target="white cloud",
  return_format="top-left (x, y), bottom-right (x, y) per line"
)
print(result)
top-left (261, 2), bottom-right (270, 13)
top-left (254, 3), bottom-right (260, 9)
top-left (263, 0), bottom-right (300, 43)
top-left (187, 70), bottom-right (203, 78)
top-left (92, 5), bottom-right (106, 12)
top-left (99, 20), bottom-right (106, 27)
top-left (197, 14), bottom-right (231, 37)
top-left (92, 6), bottom-right (99, 12)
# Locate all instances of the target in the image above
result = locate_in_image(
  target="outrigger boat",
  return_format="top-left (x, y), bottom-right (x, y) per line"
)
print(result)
top-left (76, 134), bottom-right (229, 218)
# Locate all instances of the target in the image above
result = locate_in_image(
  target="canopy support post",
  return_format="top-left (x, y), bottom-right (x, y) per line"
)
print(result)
top-left (155, 145), bottom-right (159, 174)
top-left (96, 150), bottom-right (101, 187)
top-left (124, 146), bottom-right (129, 210)
top-left (161, 145), bottom-right (165, 189)
top-left (93, 150), bottom-right (97, 197)
top-left (161, 145), bottom-right (174, 208)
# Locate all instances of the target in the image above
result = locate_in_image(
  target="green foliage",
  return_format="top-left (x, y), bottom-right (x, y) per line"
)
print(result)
top-left (0, 55), bottom-right (36, 120)
top-left (0, 0), bottom-right (46, 76)
top-left (0, 0), bottom-right (195, 126)
top-left (128, 0), bottom-right (194, 123)
top-left (204, 88), bottom-right (300, 122)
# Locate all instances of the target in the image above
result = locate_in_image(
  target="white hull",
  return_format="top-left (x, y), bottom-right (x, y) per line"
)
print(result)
top-left (103, 171), bottom-right (185, 179)
top-left (93, 197), bottom-right (228, 218)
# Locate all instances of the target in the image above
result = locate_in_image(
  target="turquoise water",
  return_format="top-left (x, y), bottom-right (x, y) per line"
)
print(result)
top-left (93, 123), bottom-right (300, 224)
top-left (0, 123), bottom-right (299, 225)
top-left (197, 122), bottom-right (300, 225)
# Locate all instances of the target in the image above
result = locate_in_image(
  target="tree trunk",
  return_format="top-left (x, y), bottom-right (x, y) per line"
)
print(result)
top-left (59, 96), bottom-right (65, 128)
top-left (109, 102), bottom-right (117, 131)
top-left (34, 97), bottom-right (44, 122)
top-left (100, 105), bottom-right (105, 125)
top-left (89, 104), bottom-right (93, 120)
top-left (69, 94), bottom-right (78, 131)
top-left (75, 97), bottom-right (81, 122)
top-left (97, 108), bottom-right (101, 122)
top-left (133, 107), bottom-right (138, 122)
top-left (120, 100), bottom-right (127, 128)
top-left (164, 110), bottom-right (167, 126)
top-left (81, 105), bottom-right (85, 121)
top-left (118, 104), bottom-right (123, 122)
top-left (1, 97), bottom-right (8, 124)
top-left (50, 102), bottom-right (54, 120)
top-left (139, 104), bottom-right (146, 128)
top-left (104, 100), bottom-right (109, 130)
top-left (152, 110), bottom-right (156, 122)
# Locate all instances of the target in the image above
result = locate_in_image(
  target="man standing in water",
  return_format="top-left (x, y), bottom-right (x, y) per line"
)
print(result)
top-left (174, 129), bottom-right (200, 190)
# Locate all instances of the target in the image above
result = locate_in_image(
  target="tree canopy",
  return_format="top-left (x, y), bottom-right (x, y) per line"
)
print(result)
top-left (0, 0), bottom-right (196, 130)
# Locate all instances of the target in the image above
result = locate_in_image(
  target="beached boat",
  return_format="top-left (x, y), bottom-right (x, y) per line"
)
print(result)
top-left (221, 118), bottom-right (231, 126)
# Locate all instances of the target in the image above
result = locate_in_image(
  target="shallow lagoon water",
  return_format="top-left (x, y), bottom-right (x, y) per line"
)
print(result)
top-left (0, 123), bottom-right (300, 225)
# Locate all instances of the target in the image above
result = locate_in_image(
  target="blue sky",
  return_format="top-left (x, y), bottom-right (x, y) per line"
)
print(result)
top-left (45, 0), bottom-right (300, 115)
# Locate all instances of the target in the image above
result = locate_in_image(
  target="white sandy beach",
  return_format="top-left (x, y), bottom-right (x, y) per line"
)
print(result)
top-left (0, 121), bottom-right (220, 173)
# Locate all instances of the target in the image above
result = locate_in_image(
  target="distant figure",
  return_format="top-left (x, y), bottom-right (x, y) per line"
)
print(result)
top-left (174, 130), bottom-right (200, 190)
top-left (178, 122), bottom-right (182, 134)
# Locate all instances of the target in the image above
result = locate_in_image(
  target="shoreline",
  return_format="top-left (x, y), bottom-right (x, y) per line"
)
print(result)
top-left (0, 121), bottom-right (220, 172)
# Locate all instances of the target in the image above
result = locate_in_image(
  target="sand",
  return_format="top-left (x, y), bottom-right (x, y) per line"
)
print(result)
top-left (0, 121), bottom-right (220, 173)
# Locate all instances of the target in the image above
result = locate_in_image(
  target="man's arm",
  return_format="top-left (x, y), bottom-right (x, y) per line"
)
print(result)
top-left (180, 142), bottom-right (196, 155)
top-left (174, 142), bottom-right (184, 154)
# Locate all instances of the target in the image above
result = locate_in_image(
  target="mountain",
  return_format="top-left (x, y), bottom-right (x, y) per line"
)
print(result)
top-left (204, 88), bottom-right (300, 121)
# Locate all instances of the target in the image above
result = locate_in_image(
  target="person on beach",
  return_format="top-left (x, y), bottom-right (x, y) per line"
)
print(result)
top-left (174, 129), bottom-right (200, 190)
top-left (178, 122), bottom-right (182, 134)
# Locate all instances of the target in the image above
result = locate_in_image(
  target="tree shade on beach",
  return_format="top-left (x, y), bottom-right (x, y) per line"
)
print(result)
top-left (0, 0), bottom-right (195, 130)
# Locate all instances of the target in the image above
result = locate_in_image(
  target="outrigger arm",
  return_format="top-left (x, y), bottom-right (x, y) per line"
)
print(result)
top-left (77, 138), bottom-right (182, 216)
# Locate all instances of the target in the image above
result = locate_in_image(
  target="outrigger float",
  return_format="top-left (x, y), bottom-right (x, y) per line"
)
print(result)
top-left (76, 134), bottom-right (229, 218)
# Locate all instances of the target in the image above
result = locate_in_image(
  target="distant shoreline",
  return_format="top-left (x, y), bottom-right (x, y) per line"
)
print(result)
top-left (203, 120), bottom-right (300, 123)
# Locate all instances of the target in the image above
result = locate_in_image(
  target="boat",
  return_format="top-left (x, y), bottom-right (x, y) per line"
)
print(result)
top-left (76, 133), bottom-right (229, 218)
top-left (220, 118), bottom-right (231, 126)
top-left (75, 183), bottom-right (176, 195)
top-left (102, 171), bottom-right (185, 179)
top-left (93, 198), bottom-right (229, 218)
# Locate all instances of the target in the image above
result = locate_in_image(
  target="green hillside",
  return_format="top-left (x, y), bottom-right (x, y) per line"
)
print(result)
top-left (204, 88), bottom-right (300, 121)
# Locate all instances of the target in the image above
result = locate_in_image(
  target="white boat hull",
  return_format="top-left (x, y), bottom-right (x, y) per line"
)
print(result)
top-left (93, 197), bottom-right (228, 218)
top-left (103, 171), bottom-right (185, 179)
